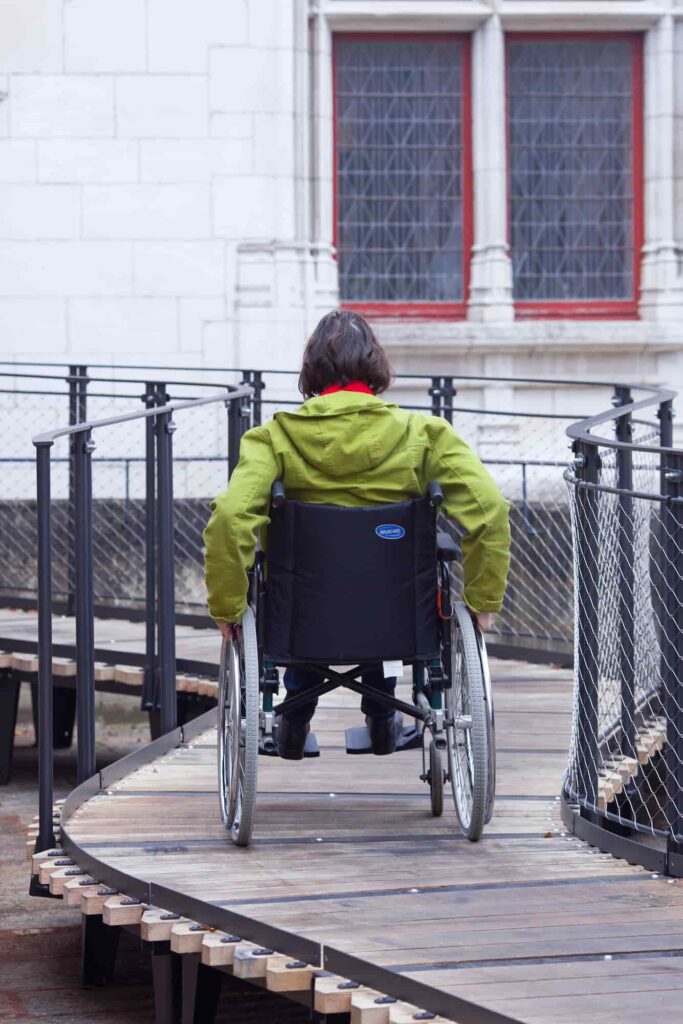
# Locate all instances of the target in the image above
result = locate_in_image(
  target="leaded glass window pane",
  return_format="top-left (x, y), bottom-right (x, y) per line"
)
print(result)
top-left (335, 38), bottom-right (465, 304)
top-left (507, 39), bottom-right (635, 303)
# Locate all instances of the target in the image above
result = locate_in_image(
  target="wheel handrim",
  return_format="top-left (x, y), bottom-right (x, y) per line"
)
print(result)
top-left (447, 625), bottom-right (476, 830)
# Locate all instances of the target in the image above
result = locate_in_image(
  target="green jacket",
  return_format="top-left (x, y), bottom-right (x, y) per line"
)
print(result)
top-left (204, 391), bottom-right (510, 623)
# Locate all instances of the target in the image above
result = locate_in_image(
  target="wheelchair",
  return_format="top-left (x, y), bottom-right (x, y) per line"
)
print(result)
top-left (217, 481), bottom-right (495, 847)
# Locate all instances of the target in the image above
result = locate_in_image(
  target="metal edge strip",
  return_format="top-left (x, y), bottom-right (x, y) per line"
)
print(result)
top-left (322, 946), bottom-right (525, 1024)
top-left (560, 788), bottom-right (671, 876)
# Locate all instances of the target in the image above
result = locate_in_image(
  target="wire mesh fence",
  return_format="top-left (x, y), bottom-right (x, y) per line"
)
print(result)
top-left (564, 393), bottom-right (683, 862)
top-left (3, 362), bottom-right (618, 665)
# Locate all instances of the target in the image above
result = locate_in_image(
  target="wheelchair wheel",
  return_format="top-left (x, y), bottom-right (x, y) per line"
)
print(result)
top-left (446, 602), bottom-right (489, 841)
top-left (429, 739), bottom-right (444, 818)
top-left (217, 607), bottom-right (259, 847)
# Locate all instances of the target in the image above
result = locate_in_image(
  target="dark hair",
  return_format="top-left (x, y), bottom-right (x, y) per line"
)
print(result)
top-left (298, 310), bottom-right (393, 398)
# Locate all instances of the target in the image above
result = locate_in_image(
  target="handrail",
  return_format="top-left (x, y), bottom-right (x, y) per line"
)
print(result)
top-left (566, 383), bottom-right (679, 456)
top-left (31, 383), bottom-right (254, 858)
top-left (32, 384), bottom-right (253, 446)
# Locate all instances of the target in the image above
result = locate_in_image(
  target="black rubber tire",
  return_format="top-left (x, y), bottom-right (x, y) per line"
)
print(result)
top-left (446, 601), bottom-right (489, 841)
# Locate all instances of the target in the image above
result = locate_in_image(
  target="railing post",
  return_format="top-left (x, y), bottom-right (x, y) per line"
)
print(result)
top-left (659, 400), bottom-right (683, 859)
top-left (573, 438), bottom-right (601, 814)
top-left (614, 386), bottom-right (635, 758)
top-left (442, 376), bottom-right (455, 425)
top-left (141, 382), bottom-right (163, 713)
top-left (73, 427), bottom-right (96, 783)
top-left (429, 376), bottom-right (443, 418)
top-left (240, 370), bottom-right (264, 428)
top-left (35, 441), bottom-right (56, 853)
top-left (156, 408), bottom-right (177, 735)
top-left (227, 389), bottom-right (251, 479)
top-left (67, 365), bottom-right (88, 616)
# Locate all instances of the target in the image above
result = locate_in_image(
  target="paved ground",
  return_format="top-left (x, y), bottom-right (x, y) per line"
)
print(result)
top-left (0, 687), bottom-right (306, 1023)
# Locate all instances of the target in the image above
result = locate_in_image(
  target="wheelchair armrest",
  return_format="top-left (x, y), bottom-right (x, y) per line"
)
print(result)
top-left (437, 529), bottom-right (459, 562)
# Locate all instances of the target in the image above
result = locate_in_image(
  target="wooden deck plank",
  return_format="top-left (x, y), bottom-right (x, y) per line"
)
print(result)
top-left (13, 609), bottom-right (675, 1024)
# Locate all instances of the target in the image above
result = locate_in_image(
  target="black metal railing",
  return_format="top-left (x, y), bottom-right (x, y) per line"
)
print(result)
top-left (563, 383), bottom-right (683, 876)
top-left (31, 384), bottom-right (253, 855)
top-left (3, 362), bottom-right (612, 662)
top-left (20, 357), bottom-right (683, 881)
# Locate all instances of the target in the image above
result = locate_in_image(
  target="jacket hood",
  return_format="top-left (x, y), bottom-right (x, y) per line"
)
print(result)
top-left (273, 392), bottom-right (410, 477)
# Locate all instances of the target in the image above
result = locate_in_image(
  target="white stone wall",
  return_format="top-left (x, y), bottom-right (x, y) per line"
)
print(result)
top-left (0, 0), bottom-right (681, 429)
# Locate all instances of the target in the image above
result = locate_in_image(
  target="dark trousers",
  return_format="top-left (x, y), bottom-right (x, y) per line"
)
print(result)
top-left (282, 664), bottom-right (396, 723)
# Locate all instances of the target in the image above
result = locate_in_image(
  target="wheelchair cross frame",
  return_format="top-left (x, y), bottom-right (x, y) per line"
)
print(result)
top-left (250, 488), bottom-right (456, 777)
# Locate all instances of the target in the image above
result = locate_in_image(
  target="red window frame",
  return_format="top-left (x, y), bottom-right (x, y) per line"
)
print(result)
top-left (506, 32), bottom-right (644, 320)
top-left (332, 32), bottom-right (473, 321)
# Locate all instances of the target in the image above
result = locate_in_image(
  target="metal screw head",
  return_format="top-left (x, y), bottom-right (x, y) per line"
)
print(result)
top-left (664, 469), bottom-right (682, 483)
top-left (84, 438), bottom-right (96, 454)
top-left (166, 418), bottom-right (177, 434)
top-left (573, 453), bottom-right (586, 470)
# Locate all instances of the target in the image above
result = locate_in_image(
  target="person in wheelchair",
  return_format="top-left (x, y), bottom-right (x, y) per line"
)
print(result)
top-left (204, 310), bottom-right (510, 761)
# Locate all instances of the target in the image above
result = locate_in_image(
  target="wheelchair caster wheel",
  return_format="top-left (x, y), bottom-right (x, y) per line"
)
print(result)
top-left (429, 739), bottom-right (444, 818)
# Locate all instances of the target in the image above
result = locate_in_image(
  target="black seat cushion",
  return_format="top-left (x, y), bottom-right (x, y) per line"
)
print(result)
top-left (264, 498), bottom-right (440, 663)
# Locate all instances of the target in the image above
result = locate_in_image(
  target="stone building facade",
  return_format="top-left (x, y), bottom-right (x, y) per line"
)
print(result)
top-left (0, 0), bottom-right (681, 423)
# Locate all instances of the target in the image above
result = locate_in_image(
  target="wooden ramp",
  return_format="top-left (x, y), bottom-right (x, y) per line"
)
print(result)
top-left (32, 654), bottom-right (683, 1024)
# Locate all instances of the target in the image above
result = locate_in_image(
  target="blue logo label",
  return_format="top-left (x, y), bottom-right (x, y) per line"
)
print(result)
top-left (375, 524), bottom-right (405, 540)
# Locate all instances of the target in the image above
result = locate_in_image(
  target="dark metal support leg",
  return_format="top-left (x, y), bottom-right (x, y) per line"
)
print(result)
top-left (151, 942), bottom-right (181, 1024)
top-left (74, 428), bottom-right (96, 783)
top-left (614, 387), bottom-right (635, 757)
top-left (191, 963), bottom-right (222, 1024)
top-left (81, 914), bottom-right (120, 986)
top-left (142, 381), bottom-right (161, 714)
top-left (574, 439), bottom-right (601, 814)
top-left (148, 708), bottom-right (163, 741)
top-left (157, 409), bottom-right (177, 735)
top-left (0, 669), bottom-right (20, 784)
top-left (52, 686), bottom-right (77, 749)
top-left (34, 442), bottom-right (56, 855)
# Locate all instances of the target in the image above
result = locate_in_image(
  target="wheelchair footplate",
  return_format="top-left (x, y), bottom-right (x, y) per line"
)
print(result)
top-left (259, 728), bottom-right (320, 758)
top-left (345, 724), bottom-right (422, 754)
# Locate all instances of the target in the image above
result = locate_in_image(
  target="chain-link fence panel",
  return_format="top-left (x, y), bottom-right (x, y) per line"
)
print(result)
top-left (564, 408), bottom-right (683, 853)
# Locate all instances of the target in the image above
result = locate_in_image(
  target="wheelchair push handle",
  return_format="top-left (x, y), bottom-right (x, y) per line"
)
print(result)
top-left (428, 480), bottom-right (444, 507)
top-left (271, 480), bottom-right (286, 508)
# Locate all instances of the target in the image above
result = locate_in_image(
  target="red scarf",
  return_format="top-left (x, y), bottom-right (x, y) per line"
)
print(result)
top-left (320, 381), bottom-right (374, 396)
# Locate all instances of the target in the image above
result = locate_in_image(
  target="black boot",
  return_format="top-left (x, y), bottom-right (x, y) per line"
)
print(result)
top-left (366, 712), bottom-right (403, 756)
top-left (276, 715), bottom-right (310, 760)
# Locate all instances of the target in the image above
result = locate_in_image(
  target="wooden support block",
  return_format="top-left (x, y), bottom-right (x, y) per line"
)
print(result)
top-left (39, 856), bottom-right (76, 885)
top-left (64, 878), bottom-right (101, 908)
top-left (314, 975), bottom-right (365, 1015)
top-left (197, 679), bottom-right (217, 697)
top-left (0, 651), bottom-right (13, 669)
top-left (390, 1004), bottom-right (449, 1024)
top-left (233, 943), bottom-right (276, 980)
top-left (201, 932), bottom-right (242, 968)
top-left (351, 989), bottom-right (397, 1024)
top-left (603, 770), bottom-right (623, 796)
top-left (597, 778), bottom-right (614, 804)
top-left (266, 955), bottom-right (314, 993)
top-left (140, 910), bottom-right (188, 943)
top-left (94, 662), bottom-right (115, 682)
top-left (603, 756), bottom-right (638, 782)
top-left (103, 894), bottom-right (146, 926)
top-left (175, 674), bottom-right (191, 692)
top-left (114, 665), bottom-right (145, 687)
top-left (49, 866), bottom-right (89, 896)
top-left (52, 657), bottom-right (76, 677)
top-left (170, 921), bottom-right (212, 955)
top-left (31, 848), bottom-right (64, 873)
top-left (81, 886), bottom-right (120, 916)
top-left (12, 653), bottom-right (39, 673)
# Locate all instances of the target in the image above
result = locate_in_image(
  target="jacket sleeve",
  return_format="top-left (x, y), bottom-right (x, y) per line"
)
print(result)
top-left (203, 427), bottom-right (279, 623)
top-left (424, 419), bottom-right (511, 613)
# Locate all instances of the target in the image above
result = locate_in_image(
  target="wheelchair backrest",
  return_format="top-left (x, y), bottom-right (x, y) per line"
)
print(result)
top-left (263, 496), bottom-right (440, 664)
